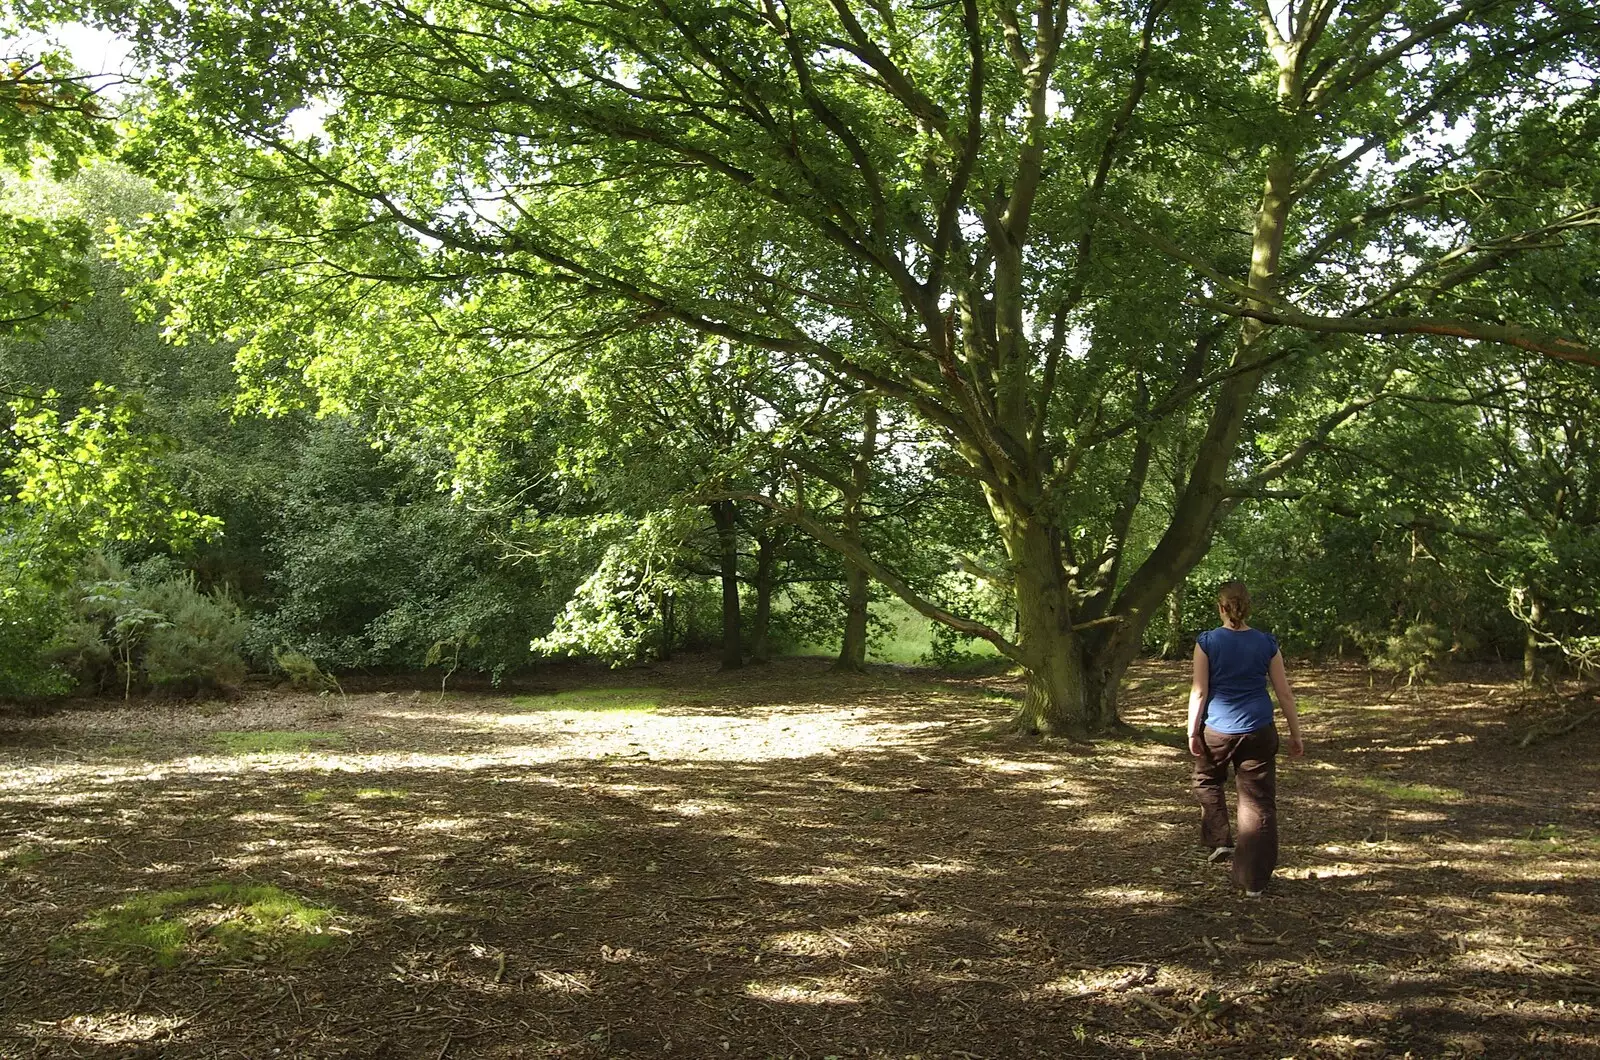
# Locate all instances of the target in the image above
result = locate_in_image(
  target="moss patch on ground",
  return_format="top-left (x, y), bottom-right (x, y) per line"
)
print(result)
top-left (353, 787), bottom-right (409, 801)
top-left (74, 882), bottom-right (339, 967)
top-left (508, 688), bottom-right (661, 713)
top-left (1, 843), bottom-right (49, 872)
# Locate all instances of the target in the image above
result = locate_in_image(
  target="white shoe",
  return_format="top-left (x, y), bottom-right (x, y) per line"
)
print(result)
top-left (1245, 889), bottom-right (1264, 898)
top-left (1207, 846), bottom-right (1234, 863)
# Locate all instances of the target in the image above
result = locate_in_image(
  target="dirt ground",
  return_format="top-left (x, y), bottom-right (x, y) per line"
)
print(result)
top-left (1, 657), bottom-right (1597, 1059)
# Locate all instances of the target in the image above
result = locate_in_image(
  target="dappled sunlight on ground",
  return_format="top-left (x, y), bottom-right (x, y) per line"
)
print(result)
top-left (30, 1012), bottom-right (187, 1047)
top-left (1, 656), bottom-right (1596, 1057)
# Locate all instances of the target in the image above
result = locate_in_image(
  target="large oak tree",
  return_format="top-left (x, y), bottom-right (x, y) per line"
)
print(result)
top-left (93, 0), bottom-right (1598, 733)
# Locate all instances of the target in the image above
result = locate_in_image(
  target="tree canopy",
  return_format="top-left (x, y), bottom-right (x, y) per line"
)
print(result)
top-left (39, 0), bottom-right (1600, 730)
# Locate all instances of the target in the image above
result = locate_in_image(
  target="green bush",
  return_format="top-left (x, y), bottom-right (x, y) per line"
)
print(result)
top-left (1355, 621), bottom-right (1453, 685)
top-left (140, 575), bottom-right (248, 692)
top-left (43, 617), bottom-right (112, 690)
top-left (250, 421), bottom-right (560, 679)
top-left (0, 572), bottom-right (74, 698)
top-left (271, 649), bottom-right (338, 691)
top-left (60, 555), bottom-right (249, 696)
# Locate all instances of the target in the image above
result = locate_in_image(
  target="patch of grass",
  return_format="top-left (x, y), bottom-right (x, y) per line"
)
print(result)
top-left (1128, 678), bottom-right (1188, 698)
top-left (546, 821), bottom-right (603, 841)
top-left (354, 787), bottom-right (409, 801)
top-left (1340, 776), bottom-right (1463, 802)
top-left (75, 882), bottom-right (339, 967)
top-left (301, 789), bottom-right (330, 805)
top-left (2, 844), bottom-right (48, 872)
top-left (1123, 724), bottom-right (1188, 748)
top-left (212, 730), bottom-right (346, 754)
top-left (509, 688), bottom-right (660, 714)
top-left (788, 597), bottom-right (1006, 667)
top-left (1528, 824), bottom-right (1576, 841)
top-left (101, 729), bottom-right (158, 756)
top-left (1294, 696), bottom-right (1324, 715)
top-left (935, 654), bottom-right (1014, 676)
top-left (1508, 825), bottom-right (1600, 854)
top-left (876, 599), bottom-right (1008, 667)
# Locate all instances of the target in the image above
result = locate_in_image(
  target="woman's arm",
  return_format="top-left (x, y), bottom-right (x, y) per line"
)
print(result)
top-left (1187, 643), bottom-right (1209, 757)
top-left (1268, 651), bottom-right (1305, 756)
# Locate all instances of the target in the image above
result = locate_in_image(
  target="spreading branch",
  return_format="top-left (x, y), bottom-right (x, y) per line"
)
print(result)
top-left (1193, 299), bottom-right (1597, 368)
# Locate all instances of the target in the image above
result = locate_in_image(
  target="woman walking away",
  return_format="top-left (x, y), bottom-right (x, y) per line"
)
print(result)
top-left (1186, 581), bottom-right (1305, 896)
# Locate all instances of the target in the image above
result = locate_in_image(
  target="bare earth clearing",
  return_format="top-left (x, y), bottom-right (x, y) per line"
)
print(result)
top-left (2, 658), bottom-right (1597, 1059)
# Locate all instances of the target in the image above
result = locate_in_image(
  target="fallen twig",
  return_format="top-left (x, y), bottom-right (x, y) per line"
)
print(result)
top-left (1128, 993), bottom-right (1184, 1023)
top-left (1069, 964), bottom-right (1158, 997)
top-left (1519, 708), bottom-right (1600, 747)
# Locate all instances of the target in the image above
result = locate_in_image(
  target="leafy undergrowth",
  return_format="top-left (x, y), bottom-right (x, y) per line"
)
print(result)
top-left (1, 657), bottom-right (1596, 1058)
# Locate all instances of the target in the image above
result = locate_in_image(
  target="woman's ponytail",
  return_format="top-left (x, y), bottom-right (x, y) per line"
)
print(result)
top-left (1217, 581), bottom-right (1251, 628)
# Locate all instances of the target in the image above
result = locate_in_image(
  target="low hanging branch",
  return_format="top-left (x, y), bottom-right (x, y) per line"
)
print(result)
top-left (720, 490), bottom-right (1123, 658)
top-left (722, 490), bottom-right (1025, 661)
top-left (1235, 488), bottom-right (1505, 544)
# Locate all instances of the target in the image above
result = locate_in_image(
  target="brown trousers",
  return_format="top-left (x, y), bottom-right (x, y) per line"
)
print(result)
top-left (1193, 725), bottom-right (1279, 891)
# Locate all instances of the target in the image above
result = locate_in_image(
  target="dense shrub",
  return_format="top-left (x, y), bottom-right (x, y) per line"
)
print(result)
top-left (251, 422), bottom-right (561, 680)
top-left (58, 555), bottom-right (248, 696)
top-left (140, 575), bottom-right (249, 692)
top-left (0, 568), bottom-right (74, 697)
top-left (1162, 502), bottom-right (1516, 665)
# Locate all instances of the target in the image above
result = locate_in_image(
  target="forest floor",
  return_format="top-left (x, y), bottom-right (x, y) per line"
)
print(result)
top-left (1, 657), bottom-right (1598, 1060)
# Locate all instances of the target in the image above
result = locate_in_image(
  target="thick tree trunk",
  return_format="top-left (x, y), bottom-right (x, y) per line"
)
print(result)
top-left (1018, 643), bottom-right (1089, 738)
top-left (1005, 138), bottom-right (1296, 733)
top-left (751, 531), bottom-right (775, 664)
top-left (1084, 628), bottom-right (1145, 733)
top-left (1093, 133), bottom-right (1300, 726)
top-left (836, 402), bottom-right (878, 673)
top-left (1003, 514), bottom-right (1090, 737)
top-left (710, 500), bottom-right (742, 670)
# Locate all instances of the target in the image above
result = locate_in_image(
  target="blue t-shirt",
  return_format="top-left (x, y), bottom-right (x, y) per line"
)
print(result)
top-left (1197, 626), bottom-right (1279, 734)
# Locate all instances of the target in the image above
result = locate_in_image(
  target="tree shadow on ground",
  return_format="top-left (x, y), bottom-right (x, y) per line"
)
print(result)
top-left (1, 657), bottom-right (1596, 1058)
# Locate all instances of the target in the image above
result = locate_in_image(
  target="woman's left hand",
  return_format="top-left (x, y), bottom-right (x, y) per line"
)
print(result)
top-left (1189, 732), bottom-right (1205, 757)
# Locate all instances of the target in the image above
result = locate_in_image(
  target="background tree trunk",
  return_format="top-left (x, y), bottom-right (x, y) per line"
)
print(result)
top-left (836, 402), bottom-right (878, 672)
top-left (710, 500), bottom-right (742, 670)
top-left (658, 590), bottom-right (675, 662)
top-left (837, 566), bottom-right (870, 672)
top-left (1162, 581), bottom-right (1186, 659)
top-left (751, 530), bottom-right (775, 663)
top-left (1524, 593), bottom-right (1545, 685)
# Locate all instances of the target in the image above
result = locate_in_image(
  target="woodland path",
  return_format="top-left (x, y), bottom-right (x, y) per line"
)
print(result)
top-left (1, 657), bottom-right (1596, 1058)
